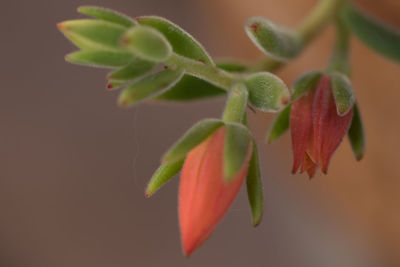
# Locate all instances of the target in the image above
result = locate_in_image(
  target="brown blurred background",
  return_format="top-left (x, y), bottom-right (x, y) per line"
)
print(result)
top-left (1, 0), bottom-right (399, 266)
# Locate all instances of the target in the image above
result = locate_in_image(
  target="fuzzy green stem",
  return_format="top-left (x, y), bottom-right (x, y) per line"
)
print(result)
top-left (326, 16), bottom-right (350, 75)
top-left (222, 83), bottom-right (248, 123)
top-left (165, 53), bottom-right (236, 90)
top-left (251, 0), bottom-right (347, 72)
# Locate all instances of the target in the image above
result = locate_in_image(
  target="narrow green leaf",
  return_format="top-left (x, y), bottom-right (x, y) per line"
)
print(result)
top-left (121, 26), bottom-right (172, 62)
top-left (57, 19), bottom-right (126, 51)
top-left (118, 69), bottom-right (184, 107)
top-left (245, 17), bottom-right (301, 61)
top-left (291, 70), bottom-right (323, 101)
top-left (266, 104), bottom-right (291, 143)
top-left (342, 3), bottom-right (400, 63)
top-left (222, 83), bottom-right (248, 123)
top-left (106, 80), bottom-right (127, 91)
top-left (77, 6), bottom-right (136, 28)
top-left (330, 72), bottom-right (355, 116)
top-left (156, 75), bottom-right (225, 101)
top-left (107, 59), bottom-right (156, 81)
top-left (137, 16), bottom-right (214, 65)
top-left (216, 60), bottom-right (248, 72)
top-left (224, 123), bottom-right (252, 182)
top-left (145, 159), bottom-right (184, 197)
top-left (162, 119), bottom-right (224, 163)
top-left (348, 103), bottom-right (365, 161)
top-left (65, 50), bottom-right (134, 68)
top-left (244, 72), bottom-right (290, 113)
top-left (246, 142), bottom-right (263, 226)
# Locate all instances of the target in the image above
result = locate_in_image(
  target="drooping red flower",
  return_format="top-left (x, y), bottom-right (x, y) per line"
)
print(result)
top-left (179, 127), bottom-right (252, 256)
top-left (290, 75), bottom-right (353, 178)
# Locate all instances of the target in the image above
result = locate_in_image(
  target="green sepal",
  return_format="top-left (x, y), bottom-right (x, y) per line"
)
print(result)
top-left (246, 141), bottom-right (263, 226)
top-left (145, 159), bottom-right (184, 197)
top-left (224, 122), bottom-right (252, 182)
top-left (156, 75), bottom-right (225, 101)
top-left (65, 50), bottom-right (134, 68)
top-left (107, 59), bottom-right (157, 81)
top-left (329, 72), bottom-right (355, 116)
top-left (266, 104), bottom-right (291, 143)
top-left (216, 60), bottom-right (248, 72)
top-left (245, 17), bottom-right (301, 61)
top-left (118, 69), bottom-right (184, 107)
top-left (57, 19), bottom-right (126, 51)
top-left (137, 16), bottom-right (214, 65)
top-left (244, 72), bottom-right (290, 113)
top-left (77, 6), bottom-right (136, 28)
top-left (342, 3), bottom-right (400, 63)
top-left (162, 119), bottom-right (225, 163)
top-left (121, 26), bottom-right (172, 62)
top-left (222, 83), bottom-right (248, 123)
top-left (291, 70), bottom-right (323, 101)
top-left (348, 103), bottom-right (365, 161)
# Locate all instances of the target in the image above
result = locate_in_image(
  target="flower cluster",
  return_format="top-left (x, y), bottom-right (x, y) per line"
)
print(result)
top-left (55, 0), bottom-right (400, 255)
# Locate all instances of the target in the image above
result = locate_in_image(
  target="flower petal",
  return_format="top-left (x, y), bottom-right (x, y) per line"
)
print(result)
top-left (290, 90), bottom-right (314, 174)
top-left (179, 127), bottom-right (251, 256)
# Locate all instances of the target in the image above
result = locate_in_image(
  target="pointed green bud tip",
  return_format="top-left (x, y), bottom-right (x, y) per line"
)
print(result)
top-left (245, 17), bottom-right (301, 61)
top-left (121, 25), bottom-right (172, 62)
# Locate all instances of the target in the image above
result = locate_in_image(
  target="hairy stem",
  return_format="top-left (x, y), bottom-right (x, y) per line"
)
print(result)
top-left (165, 53), bottom-right (236, 90)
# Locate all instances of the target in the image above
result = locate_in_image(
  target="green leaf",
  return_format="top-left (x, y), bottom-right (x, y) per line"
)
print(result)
top-left (245, 17), bottom-right (301, 61)
top-left (216, 60), bottom-right (248, 72)
top-left (65, 50), bottom-right (134, 68)
top-left (162, 119), bottom-right (224, 163)
top-left (137, 16), bottom-right (214, 65)
top-left (342, 3), bottom-right (400, 63)
top-left (291, 70), bottom-right (323, 101)
top-left (330, 72), bottom-right (355, 116)
top-left (224, 123), bottom-right (252, 182)
top-left (156, 75), bottom-right (225, 101)
top-left (107, 59), bottom-right (157, 81)
top-left (121, 26), bottom-right (172, 62)
top-left (222, 83), bottom-right (248, 123)
top-left (246, 142), bottom-right (263, 226)
top-left (106, 80), bottom-right (127, 91)
top-left (348, 103), bottom-right (365, 161)
top-left (118, 69), bottom-right (184, 107)
top-left (266, 104), bottom-right (291, 143)
top-left (244, 72), bottom-right (290, 112)
top-left (57, 19), bottom-right (126, 51)
top-left (77, 6), bottom-right (136, 28)
top-left (145, 159), bottom-right (184, 197)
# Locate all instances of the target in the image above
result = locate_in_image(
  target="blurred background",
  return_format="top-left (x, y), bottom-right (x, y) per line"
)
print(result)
top-left (1, 0), bottom-right (399, 266)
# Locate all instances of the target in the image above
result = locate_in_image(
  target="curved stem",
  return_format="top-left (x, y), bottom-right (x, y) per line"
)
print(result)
top-left (326, 16), bottom-right (350, 75)
top-left (165, 53), bottom-right (236, 90)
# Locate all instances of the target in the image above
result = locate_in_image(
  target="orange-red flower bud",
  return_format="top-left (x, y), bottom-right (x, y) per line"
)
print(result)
top-left (179, 127), bottom-right (252, 256)
top-left (290, 75), bottom-right (353, 178)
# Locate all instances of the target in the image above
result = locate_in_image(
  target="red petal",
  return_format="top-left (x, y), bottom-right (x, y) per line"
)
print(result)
top-left (179, 127), bottom-right (251, 256)
top-left (312, 75), bottom-right (353, 174)
top-left (290, 90), bottom-right (314, 174)
top-left (301, 153), bottom-right (318, 178)
top-left (320, 101), bottom-right (353, 173)
top-left (312, 75), bottom-right (332, 165)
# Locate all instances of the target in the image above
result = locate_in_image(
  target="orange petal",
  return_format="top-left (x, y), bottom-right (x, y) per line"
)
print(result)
top-left (179, 127), bottom-right (251, 256)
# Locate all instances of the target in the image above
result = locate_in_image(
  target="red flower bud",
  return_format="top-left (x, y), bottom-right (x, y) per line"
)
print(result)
top-left (290, 75), bottom-right (353, 178)
top-left (179, 127), bottom-right (252, 256)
